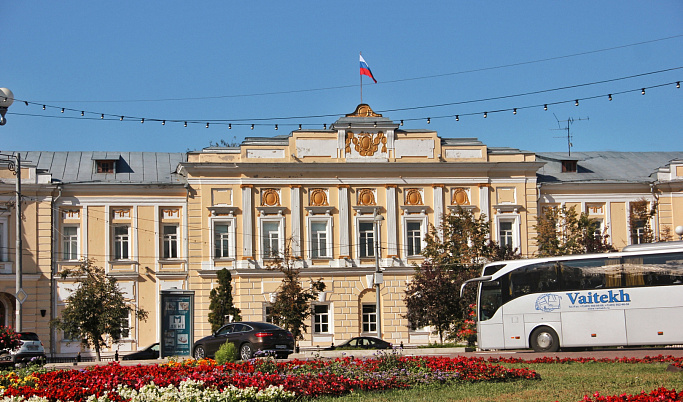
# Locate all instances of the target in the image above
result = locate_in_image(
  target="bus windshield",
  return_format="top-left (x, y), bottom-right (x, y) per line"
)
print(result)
top-left (479, 280), bottom-right (502, 321)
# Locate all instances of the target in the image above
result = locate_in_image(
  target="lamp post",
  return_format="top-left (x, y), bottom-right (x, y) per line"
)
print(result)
top-left (373, 214), bottom-right (384, 339)
top-left (0, 88), bottom-right (14, 126)
top-left (0, 89), bottom-right (22, 331)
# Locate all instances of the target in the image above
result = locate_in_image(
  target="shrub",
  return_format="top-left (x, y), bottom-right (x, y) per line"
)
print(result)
top-left (0, 326), bottom-right (20, 351)
top-left (214, 341), bottom-right (238, 364)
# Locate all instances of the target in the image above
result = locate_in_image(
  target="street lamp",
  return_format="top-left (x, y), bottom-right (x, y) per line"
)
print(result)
top-left (675, 226), bottom-right (683, 241)
top-left (373, 214), bottom-right (384, 339)
top-left (0, 88), bottom-right (14, 126)
top-left (0, 152), bottom-right (23, 332)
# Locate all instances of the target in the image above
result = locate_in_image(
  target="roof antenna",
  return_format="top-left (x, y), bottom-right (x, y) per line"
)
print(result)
top-left (551, 114), bottom-right (589, 157)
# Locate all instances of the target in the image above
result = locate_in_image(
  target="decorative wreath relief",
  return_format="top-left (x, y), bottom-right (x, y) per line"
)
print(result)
top-left (261, 189), bottom-right (280, 206)
top-left (309, 189), bottom-right (328, 206)
top-left (345, 131), bottom-right (387, 156)
top-left (358, 189), bottom-right (376, 206)
top-left (405, 189), bottom-right (423, 206)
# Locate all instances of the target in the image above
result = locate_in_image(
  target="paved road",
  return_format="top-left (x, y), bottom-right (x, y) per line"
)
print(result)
top-left (44, 346), bottom-right (683, 370)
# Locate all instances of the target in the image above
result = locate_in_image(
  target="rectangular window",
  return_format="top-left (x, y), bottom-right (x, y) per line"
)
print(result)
top-left (63, 226), bottom-right (79, 261)
top-left (313, 304), bottom-right (329, 333)
top-left (214, 224), bottom-right (230, 258)
top-left (96, 160), bottom-right (115, 173)
top-left (162, 225), bottom-right (179, 259)
top-left (311, 221), bottom-right (328, 258)
top-left (362, 304), bottom-right (377, 333)
top-left (113, 225), bottom-right (130, 260)
top-left (120, 315), bottom-right (130, 339)
top-left (262, 221), bottom-right (280, 258)
top-left (265, 305), bottom-right (274, 324)
top-left (592, 220), bottom-right (604, 240)
top-left (359, 221), bottom-right (375, 258)
top-left (632, 226), bottom-right (646, 245)
top-left (499, 221), bottom-right (514, 248)
top-left (406, 221), bottom-right (422, 256)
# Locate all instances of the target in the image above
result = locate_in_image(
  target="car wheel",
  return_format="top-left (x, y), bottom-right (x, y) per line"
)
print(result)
top-left (276, 353), bottom-right (289, 359)
top-left (193, 345), bottom-right (206, 360)
top-left (530, 326), bottom-right (560, 352)
top-left (239, 343), bottom-right (253, 360)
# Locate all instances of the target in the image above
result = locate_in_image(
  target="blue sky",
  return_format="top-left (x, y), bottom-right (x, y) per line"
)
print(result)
top-left (2, 1), bottom-right (682, 153)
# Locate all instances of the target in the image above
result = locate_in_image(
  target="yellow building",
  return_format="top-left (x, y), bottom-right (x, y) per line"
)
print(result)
top-left (0, 104), bottom-right (681, 357)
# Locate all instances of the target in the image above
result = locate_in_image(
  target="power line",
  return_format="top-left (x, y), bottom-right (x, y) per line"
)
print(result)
top-left (28, 34), bottom-right (683, 104)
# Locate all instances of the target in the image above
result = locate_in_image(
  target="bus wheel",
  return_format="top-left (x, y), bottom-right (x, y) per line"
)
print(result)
top-left (530, 326), bottom-right (559, 352)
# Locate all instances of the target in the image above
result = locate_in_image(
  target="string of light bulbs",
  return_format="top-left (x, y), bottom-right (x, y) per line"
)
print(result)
top-left (6, 68), bottom-right (681, 130)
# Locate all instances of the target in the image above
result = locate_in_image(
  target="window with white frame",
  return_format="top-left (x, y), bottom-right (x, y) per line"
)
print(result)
top-left (495, 216), bottom-right (519, 251)
top-left (403, 217), bottom-right (427, 257)
top-left (309, 218), bottom-right (332, 259)
top-left (592, 219), bottom-right (604, 239)
top-left (362, 304), bottom-right (377, 333)
top-left (119, 314), bottom-right (131, 339)
top-left (62, 226), bottom-right (79, 261)
top-left (113, 225), bottom-right (130, 260)
top-left (498, 221), bottom-right (514, 248)
top-left (260, 219), bottom-right (284, 258)
top-left (213, 222), bottom-right (233, 259)
top-left (313, 304), bottom-right (330, 333)
top-left (358, 221), bottom-right (375, 258)
top-left (162, 225), bottom-right (179, 259)
top-left (632, 225), bottom-right (646, 244)
top-left (264, 304), bottom-right (275, 324)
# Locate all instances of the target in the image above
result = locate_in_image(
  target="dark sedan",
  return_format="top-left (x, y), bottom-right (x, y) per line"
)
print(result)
top-left (328, 336), bottom-right (393, 350)
top-left (193, 322), bottom-right (294, 360)
top-left (122, 343), bottom-right (160, 360)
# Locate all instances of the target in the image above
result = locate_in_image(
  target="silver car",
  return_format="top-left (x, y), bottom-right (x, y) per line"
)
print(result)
top-left (10, 332), bottom-right (46, 366)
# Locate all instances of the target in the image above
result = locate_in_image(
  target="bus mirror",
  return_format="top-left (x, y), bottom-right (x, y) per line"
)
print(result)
top-left (460, 275), bottom-right (492, 298)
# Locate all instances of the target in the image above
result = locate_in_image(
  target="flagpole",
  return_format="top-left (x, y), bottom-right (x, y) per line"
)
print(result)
top-left (360, 52), bottom-right (363, 104)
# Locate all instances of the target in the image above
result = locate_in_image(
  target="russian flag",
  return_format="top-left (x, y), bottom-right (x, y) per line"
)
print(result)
top-left (359, 54), bottom-right (377, 83)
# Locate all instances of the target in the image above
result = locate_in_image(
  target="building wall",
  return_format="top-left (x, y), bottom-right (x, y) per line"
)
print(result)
top-left (0, 110), bottom-right (681, 357)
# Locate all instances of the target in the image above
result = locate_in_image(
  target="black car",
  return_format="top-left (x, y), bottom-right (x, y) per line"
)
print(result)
top-left (193, 322), bottom-right (294, 360)
top-left (328, 336), bottom-right (393, 350)
top-left (122, 343), bottom-right (160, 360)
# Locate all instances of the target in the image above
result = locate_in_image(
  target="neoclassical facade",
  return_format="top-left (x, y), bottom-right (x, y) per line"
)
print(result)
top-left (1, 104), bottom-right (681, 356)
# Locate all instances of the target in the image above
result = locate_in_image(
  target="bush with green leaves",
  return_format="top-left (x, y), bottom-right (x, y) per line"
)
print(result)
top-left (214, 341), bottom-right (238, 364)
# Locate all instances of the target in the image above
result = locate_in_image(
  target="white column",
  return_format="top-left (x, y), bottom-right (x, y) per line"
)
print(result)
top-left (433, 185), bottom-right (444, 229)
top-left (82, 205), bottom-right (89, 258)
top-left (386, 186), bottom-right (398, 256)
top-left (339, 186), bottom-right (350, 257)
top-left (242, 185), bottom-right (253, 258)
top-left (290, 186), bottom-right (301, 257)
top-left (479, 185), bottom-right (490, 221)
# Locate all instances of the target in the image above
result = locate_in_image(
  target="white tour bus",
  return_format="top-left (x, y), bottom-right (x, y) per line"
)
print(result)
top-left (461, 241), bottom-right (683, 352)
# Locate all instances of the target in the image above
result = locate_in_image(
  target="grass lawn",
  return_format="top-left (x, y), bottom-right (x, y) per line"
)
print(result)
top-left (314, 361), bottom-right (683, 402)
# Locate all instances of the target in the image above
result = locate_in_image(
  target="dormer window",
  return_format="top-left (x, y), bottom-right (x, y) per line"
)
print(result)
top-left (96, 160), bottom-right (116, 173)
top-left (561, 160), bottom-right (577, 173)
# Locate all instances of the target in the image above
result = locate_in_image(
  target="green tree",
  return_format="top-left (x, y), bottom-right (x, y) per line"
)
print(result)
top-left (404, 207), bottom-right (510, 343)
top-left (51, 259), bottom-right (148, 361)
top-left (208, 268), bottom-right (242, 333)
top-left (267, 243), bottom-right (325, 342)
top-left (535, 205), bottom-right (615, 257)
top-left (403, 262), bottom-right (461, 344)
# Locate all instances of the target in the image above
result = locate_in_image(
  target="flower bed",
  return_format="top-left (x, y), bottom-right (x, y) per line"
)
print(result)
top-left (580, 387), bottom-right (683, 401)
top-left (1, 354), bottom-right (681, 401)
top-left (0, 354), bottom-right (538, 401)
